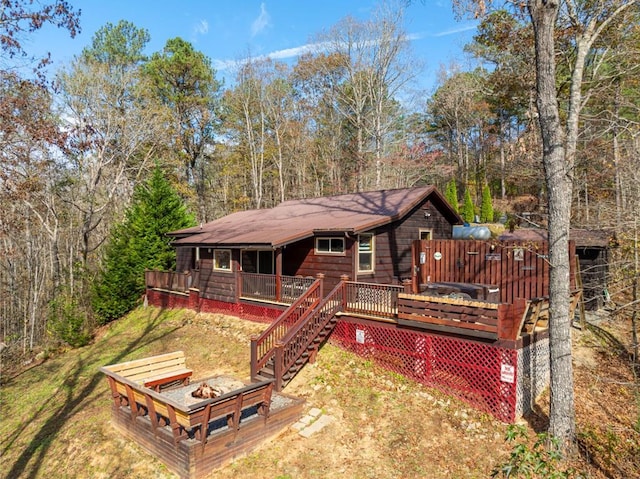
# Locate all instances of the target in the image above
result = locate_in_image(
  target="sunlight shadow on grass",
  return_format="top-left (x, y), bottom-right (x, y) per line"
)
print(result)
top-left (2, 307), bottom-right (182, 479)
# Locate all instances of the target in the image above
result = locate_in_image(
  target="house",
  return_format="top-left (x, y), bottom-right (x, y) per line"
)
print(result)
top-left (145, 187), bottom-right (571, 423)
top-left (168, 186), bottom-right (463, 303)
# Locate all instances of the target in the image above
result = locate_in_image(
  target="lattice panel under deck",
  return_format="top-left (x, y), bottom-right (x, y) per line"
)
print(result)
top-left (331, 321), bottom-right (519, 422)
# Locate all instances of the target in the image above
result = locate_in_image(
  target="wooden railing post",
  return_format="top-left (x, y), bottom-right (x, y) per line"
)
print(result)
top-left (250, 336), bottom-right (258, 380)
top-left (316, 273), bottom-right (325, 298)
top-left (340, 275), bottom-right (349, 311)
top-left (236, 269), bottom-right (242, 303)
top-left (274, 343), bottom-right (284, 391)
top-left (402, 278), bottom-right (413, 294)
top-left (275, 247), bottom-right (283, 302)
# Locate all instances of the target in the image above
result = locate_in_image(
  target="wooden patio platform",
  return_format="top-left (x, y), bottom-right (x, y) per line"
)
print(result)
top-left (101, 354), bottom-right (305, 479)
top-left (109, 386), bottom-right (304, 479)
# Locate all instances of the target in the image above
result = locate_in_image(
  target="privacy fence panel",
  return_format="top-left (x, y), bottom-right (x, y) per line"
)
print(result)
top-left (417, 240), bottom-right (576, 304)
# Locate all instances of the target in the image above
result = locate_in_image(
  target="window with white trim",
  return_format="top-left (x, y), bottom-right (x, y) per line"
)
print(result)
top-left (315, 237), bottom-right (345, 255)
top-left (357, 233), bottom-right (374, 273)
top-left (213, 249), bottom-right (231, 271)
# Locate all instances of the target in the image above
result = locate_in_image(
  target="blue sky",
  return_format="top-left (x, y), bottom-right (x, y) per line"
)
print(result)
top-left (28, 0), bottom-right (478, 93)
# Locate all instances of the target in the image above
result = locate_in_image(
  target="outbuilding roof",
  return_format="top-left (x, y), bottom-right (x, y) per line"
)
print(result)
top-left (170, 186), bottom-right (462, 248)
top-left (498, 228), bottom-right (616, 248)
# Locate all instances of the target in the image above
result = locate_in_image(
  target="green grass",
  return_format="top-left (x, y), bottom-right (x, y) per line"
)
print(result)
top-left (0, 307), bottom-right (190, 479)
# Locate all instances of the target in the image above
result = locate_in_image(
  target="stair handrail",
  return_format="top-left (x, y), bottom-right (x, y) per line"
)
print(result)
top-left (250, 278), bottom-right (322, 379)
top-left (274, 280), bottom-right (346, 388)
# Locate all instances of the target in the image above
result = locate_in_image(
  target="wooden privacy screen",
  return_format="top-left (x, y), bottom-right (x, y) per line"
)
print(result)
top-left (415, 240), bottom-right (576, 304)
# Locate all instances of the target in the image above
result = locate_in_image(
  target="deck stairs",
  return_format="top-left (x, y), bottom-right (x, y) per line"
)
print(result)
top-left (250, 280), bottom-right (344, 391)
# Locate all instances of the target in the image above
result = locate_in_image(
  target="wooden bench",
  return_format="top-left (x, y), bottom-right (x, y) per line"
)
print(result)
top-left (101, 351), bottom-right (192, 392)
top-left (185, 380), bottom-right (275, 449)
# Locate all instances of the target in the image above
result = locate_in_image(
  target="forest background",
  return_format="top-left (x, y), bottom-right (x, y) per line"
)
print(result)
top-left (1, 1), bottom-right (639, 364)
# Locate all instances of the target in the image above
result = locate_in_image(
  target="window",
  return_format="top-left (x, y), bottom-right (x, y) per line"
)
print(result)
top-left (241, 250), bottom-right (274, 274)
top-left (213, 249), bottom-right (231, 271)
top-left (358, 234), bottom-right (374, 273)
top-left (192, 247), bottom-right (200, 269)
top-left (315, 237), bottom-right (345, 255)
top-left (419, 229), bottom-right (432, 240)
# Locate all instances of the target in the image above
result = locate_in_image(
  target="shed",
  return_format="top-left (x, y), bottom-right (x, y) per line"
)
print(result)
top-left (499, 228), bottom-right (615, 310)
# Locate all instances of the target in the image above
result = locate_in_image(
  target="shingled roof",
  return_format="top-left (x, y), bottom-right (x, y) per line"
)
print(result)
top-left (170, 186), bottom-right (461, 248)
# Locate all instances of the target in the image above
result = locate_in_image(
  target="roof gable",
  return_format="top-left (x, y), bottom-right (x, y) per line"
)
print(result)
top-left (171, 186), bottom-right (462, 248)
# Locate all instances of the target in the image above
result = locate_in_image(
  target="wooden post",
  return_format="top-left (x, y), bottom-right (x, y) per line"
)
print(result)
top-left (574, 255), bottom-right (586, 329)
top-left (200, 403), bottom-right (212, 449)
top-left (275, 247), bottom-right (283, 302)
top-left (411, 240), bottom-right (418, 294)
top-left (235, 266), bottom-right (242, 303)
top-left (166, 404), bottom-right (182, 445)
top-left (316, 273), bottom-right (325, 298)
top-left (274, 343), bottom-right (284, 392)
top-left (340, 275), bottom-right (349, 312)
top-left (402, 278), bottom-right (413, 294)
top-left (124, 383), bottom-right (138, 421)
top-left (144, 392), bottom-right (160, 436)
top-left (250, 336), bottom-right (258, 381)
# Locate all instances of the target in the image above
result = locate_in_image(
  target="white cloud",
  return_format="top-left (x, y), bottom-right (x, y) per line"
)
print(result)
top-left (212, 40), bottom-right (330, 72)
top-left (194, 19), bottom-right (209, 36)
top-left (431, 24), bottom-right (477, 37)
top-left (251, 3), bottom-right (271, 37)
top-left (211, 24), bottom-right (476, 73)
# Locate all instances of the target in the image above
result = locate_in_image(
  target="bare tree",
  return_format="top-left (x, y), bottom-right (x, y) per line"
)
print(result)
top-left (453, 0), bottom-right (639, 449)
top-left (316, 1), bottom-right (416, 191)
top-left (225, 58), bottom-right (270, 209)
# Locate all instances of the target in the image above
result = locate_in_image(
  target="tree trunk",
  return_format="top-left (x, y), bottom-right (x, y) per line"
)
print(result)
top-left (528, 0), bottom-right (576, 445)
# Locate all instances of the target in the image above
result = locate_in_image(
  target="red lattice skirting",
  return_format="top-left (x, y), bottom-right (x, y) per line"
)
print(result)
top-left (330, 321), bottom-right (519, 422)
top-left (146, 289), bottom-right (281, 323)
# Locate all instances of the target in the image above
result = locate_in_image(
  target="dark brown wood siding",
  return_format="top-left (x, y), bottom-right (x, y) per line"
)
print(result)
top-left (355, 199), bottom-right (455, 285)
top-left (282, 236), bottom-right (355, 291)
top-left (197, 250), bottom-right (240, 303)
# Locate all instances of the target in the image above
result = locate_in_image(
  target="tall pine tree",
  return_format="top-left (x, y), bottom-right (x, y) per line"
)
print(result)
top-left (461, 189), bottom-right (475, 223)
top-left (444, 178), bottom-right (459, 213)
top-left (92, 166), bottom-right (196, 323)
top-left (480, 183), bottom-right (494, 223)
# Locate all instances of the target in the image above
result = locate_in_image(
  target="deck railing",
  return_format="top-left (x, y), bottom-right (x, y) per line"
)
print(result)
top-left (240, 273), bottom-right (316, 303)
top-left (250, 278), bottom-right (323, 379)
top-left (343, 281), bottom-right (404, 319)
top-left (274, 281), bottom-right (345, 389)
top-left (145, 270), bottom-right (192, 293)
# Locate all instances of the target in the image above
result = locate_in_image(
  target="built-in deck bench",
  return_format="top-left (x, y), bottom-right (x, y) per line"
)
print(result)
top-left (396, 293), bottom-right (521, 340)
top-left (102, 350), bottom-right (192, 391)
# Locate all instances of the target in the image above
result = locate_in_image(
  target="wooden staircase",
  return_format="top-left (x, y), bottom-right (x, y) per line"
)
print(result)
top-left (250, 279), bottom-right (345, 391)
